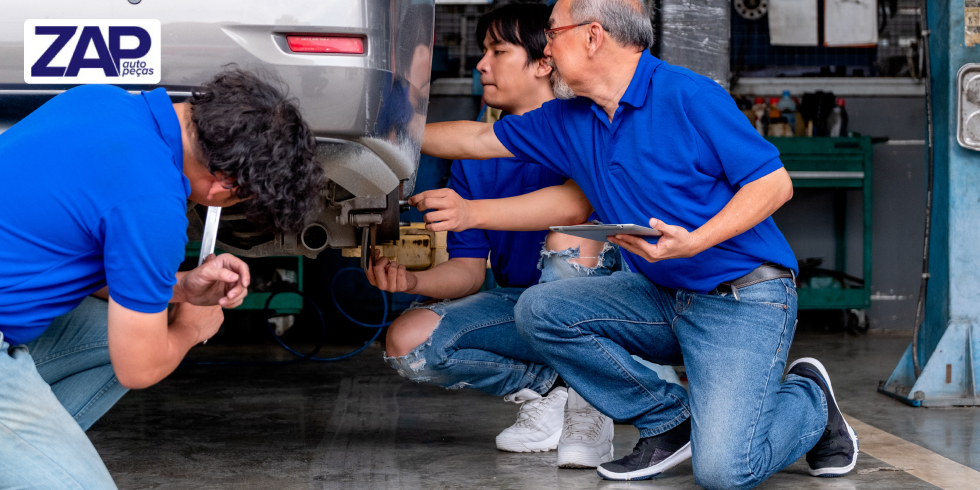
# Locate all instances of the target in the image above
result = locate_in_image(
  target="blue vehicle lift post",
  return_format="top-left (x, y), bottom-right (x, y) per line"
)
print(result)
top-left (878, 0), bottom-right (980, 407)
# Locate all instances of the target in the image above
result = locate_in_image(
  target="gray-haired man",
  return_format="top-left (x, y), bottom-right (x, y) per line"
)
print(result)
top-left (418, 0), bottom-right (857, 487)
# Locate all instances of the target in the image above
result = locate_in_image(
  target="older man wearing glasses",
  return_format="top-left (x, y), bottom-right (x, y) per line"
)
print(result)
top-left (417, 0), bottom-right (857, 488)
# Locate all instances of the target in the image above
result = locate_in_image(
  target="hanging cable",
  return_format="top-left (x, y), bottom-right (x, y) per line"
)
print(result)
top-left (912, 0), bottom-right (935, 378)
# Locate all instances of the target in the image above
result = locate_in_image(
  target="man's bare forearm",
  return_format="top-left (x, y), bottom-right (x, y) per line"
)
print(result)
top-left (469, 181), bottom-right (593, 231)
top-left (409, 258), bottom-right (487, 299)
top-left (690, 168), bottom-right (793, 254)
top-left (99, 272), bottom-right (190, 303)
top-left (422, 121), bottom-right (514, 160)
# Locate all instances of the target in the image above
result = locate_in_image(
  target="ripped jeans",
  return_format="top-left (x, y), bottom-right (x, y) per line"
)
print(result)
top-left (385, 243), bottom-right (619, 397)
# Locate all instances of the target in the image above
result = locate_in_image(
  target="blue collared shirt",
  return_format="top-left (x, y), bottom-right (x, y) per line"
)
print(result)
top-left (0, 85), bottom-right (190, 344)
top-left (447, 149), bottom-right (566, 288)
top-left (494, 52), bottom-right (797, 292)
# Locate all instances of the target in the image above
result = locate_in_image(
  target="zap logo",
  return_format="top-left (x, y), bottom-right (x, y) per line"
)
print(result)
top-left (24, 19), bottom-right (161, 84)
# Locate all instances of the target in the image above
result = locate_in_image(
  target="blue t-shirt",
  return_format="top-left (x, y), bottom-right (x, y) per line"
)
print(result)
top-left (493, 53), bottom-right (797, 293)
top-left (447, 152), bottom-right (566, 288)
top-left (0, 85), bottom-right (191, 344)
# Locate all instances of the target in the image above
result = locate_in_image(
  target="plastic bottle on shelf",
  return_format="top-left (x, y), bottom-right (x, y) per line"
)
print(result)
top-left (827, 98), bottom-right (849, 137)
top-left (767, 97), bottom-right (795, 137)
top-left (752, 97), bottom-right (768, 136)
top-left (776, 90), bottom-right (797, 129)
top-left (768, 97), bottom-right (782, 119)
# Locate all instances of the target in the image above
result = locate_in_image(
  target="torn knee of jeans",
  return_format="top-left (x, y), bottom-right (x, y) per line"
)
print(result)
top-left (539, 244), bottom-right (616, 274)
top-left (594, 241), bottom-right (615, 265)
top-left (538, 245), bottom-right (580, 269)
top-left (383, 313), bottom-right (444, 383)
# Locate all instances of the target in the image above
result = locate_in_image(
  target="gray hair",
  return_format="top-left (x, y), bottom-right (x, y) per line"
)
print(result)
top-left (568, 0), bottom-right (654, 50)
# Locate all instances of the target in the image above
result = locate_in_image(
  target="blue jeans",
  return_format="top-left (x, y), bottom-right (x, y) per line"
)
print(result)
top-left (0, 297), bottom-right (127, 489)
top-left (515, 271), bottom-right (826, 490)
top-left (385, 243), bottom-right (619, 396)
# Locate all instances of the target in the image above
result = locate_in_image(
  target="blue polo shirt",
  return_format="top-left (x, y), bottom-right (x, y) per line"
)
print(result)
top-left (493, 52), bottom-right (797, 293)
top-left (0, 85), bottom-right (191, 345)
top-left (447, 151), bottom-right (566, 288)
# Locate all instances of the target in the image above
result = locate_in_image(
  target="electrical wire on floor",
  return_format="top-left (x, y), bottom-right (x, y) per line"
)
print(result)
top-left (181, 267), bottom-right (400, 367)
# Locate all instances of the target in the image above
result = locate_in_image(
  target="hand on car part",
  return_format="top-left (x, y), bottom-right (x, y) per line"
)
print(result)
top-left (408, 188), bottom-right (474, 232)
top-left (366, 249), bottom-right (419, 293)
top-left (609, 218), bottom-right (703, 264)
top-left (177, 253), bottom-right (250, 308)
top-left (170, 302), bottom-right (224, 345)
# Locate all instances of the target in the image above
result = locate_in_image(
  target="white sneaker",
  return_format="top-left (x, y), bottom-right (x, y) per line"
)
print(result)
top-left (496, 387), bottom-right (568, 452)
top-left (557, 387), bottom-right (614, 468)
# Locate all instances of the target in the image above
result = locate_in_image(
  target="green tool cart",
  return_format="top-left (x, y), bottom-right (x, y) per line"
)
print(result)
top-left (767, 136), bottom-right (873, 312)
top-left (184, 242), bottom-right (304, 315)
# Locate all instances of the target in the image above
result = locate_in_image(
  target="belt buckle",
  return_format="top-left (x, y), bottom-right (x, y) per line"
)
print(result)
top-left (717, 282), bottom-right (740, 301)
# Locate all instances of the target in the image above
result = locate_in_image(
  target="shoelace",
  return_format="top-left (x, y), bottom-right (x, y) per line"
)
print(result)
top-left (562, 406), bottom-right (604, 441)
top-left (619, 438), bottom-right (652, 467)
top-left (810, 427), bottom-right (847, 457)
top-left (512, 396), bottom-right (557, 429)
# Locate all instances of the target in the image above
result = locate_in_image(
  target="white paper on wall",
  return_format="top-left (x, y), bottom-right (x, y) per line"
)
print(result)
top-left (824, 0), bottom-right (878, 47)
top-left (769, 0), bottom-right (819, 46)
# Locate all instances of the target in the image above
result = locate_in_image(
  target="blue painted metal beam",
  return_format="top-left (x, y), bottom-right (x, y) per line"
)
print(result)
top-left (879, 0), bottom-right (980, 407)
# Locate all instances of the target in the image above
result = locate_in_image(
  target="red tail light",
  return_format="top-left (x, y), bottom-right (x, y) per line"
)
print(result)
top-left (286, 36), bottom-right (364, 54)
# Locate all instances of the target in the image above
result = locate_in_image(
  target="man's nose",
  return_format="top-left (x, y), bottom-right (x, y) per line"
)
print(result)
top-left (477, 51), bottom-right (491, 73)
top-left (543, 41), bottom-right (553, 57)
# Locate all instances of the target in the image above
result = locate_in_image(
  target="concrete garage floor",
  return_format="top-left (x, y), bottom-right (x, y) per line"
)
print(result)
top-left (87, 329), bottom-right (980, 489)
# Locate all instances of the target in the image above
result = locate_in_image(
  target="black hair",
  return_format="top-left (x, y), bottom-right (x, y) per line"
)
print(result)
top-left (476, 2), bottom-right (553, 67)
top-left (189, 68), bottom-right (324, 233)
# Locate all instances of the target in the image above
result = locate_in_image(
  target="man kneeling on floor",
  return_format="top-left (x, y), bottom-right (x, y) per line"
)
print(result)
top-left (366, 3), bottom-right (669, 468)
top-left (0, 69), bottom-right (324, 489)
top-left (419, 0), bottom-right (858, 487)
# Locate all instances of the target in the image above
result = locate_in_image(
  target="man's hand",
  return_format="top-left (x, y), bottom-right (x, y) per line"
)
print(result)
top-left (408, 188), bottom-right (475, 232)
top-left (366, 250), bottom-right (419, 293)
top-left (608, 218), bottom-right (704, 264)
top-left (176, 253), bottom-right (250, 308)
top-left (170, 302), bottom-right (224, 345)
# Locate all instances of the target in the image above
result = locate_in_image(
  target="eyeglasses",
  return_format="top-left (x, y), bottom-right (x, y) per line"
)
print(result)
top-left (544, 22), bottom-right (598, 42)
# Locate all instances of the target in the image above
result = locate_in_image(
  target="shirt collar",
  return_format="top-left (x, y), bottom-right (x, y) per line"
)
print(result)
top-left (141, 88), bottom-right (184, 173)
top-left (619, 51), bottom-right (661, 108)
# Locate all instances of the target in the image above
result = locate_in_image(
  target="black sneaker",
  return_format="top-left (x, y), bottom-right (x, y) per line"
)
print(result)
top-left (596, 419), bottom-right (692, 481)
top-left (787, 357), bottom-right (859, 477)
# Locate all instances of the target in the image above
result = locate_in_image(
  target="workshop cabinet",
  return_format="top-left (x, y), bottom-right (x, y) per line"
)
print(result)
top-left (768, 136), bottom-right (873, 311)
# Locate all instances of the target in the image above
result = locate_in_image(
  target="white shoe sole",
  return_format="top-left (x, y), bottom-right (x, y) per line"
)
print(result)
top-left (596, 442), bottom-right (692, 481)
top-left (557, 444), bottom-right (614, 468)
top-left (787, 357), bottom-right (860, 477)
top-left (496, 429), bottom-right (561, 453)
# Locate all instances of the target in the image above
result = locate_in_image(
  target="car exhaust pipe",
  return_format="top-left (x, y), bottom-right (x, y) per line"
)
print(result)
top-left (301, 223), bottom-right (329, 252)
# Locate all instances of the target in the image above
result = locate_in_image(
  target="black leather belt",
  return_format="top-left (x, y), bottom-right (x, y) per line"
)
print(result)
top-left (713, 263), bottom-right (794, 300)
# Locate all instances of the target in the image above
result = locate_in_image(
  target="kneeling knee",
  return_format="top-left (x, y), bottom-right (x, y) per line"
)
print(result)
top-left (692, 456), bottom-right (759, 490)
top-left (513, 287), bottom-right (559, 341)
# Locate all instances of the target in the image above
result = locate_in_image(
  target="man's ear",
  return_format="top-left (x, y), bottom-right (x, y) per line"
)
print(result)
top-left (535, 57), bottom-right (554, 78)
top-left (205, 172), bottom-right (237, 200)
top-left (587, 23), bottom-right (604, 56)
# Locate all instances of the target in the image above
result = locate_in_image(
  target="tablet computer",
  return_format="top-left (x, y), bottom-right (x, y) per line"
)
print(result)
top-left (549, 224), bottom-right (662, 242)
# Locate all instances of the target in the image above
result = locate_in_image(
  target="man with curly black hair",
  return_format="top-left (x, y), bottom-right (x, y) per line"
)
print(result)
top-left (0, 67), bottom-right (323, 488)
top-left (189, 68), bottom-right (323, 232)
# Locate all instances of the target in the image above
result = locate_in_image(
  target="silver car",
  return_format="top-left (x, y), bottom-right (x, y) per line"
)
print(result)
top-left (0, 0), bottom-right (435, 258)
